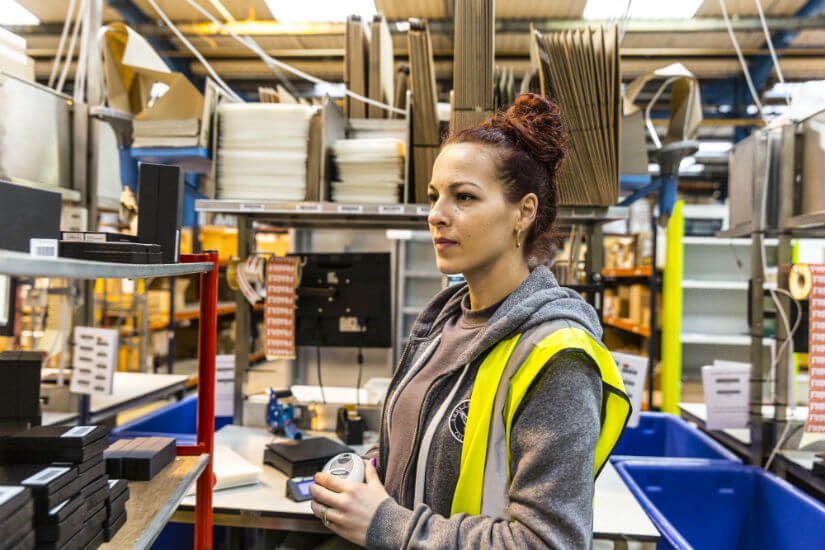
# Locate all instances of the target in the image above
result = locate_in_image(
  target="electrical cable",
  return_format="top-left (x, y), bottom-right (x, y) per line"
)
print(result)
top-left (316, 344), bottom-right (326, 404)
top-left (180, 0), bottom-right (405, 115)
top-left (753, 0), bottom-right (791, 106)
top-left (356, 321), bottom-right (365, 409)
top-left (49, 0), bottom-right (79, 88)
top-left (56, 0), bottom-right (86, 94)
top-left (756, 136), bottom-right (802, 469)
top-left (143, 0), bottom-right (243, 102)
top-left (718, 0), bottom-right (766, 119)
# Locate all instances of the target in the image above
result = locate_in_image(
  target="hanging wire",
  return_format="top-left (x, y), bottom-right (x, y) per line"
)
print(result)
top-left (718, 0), bottom-right (766, 119)
top-left (182, 0), bottom-right (405, 115)
top-left (753, 0), bottom-right (791, 106)
top-left (48, 0), bottom-right (79, 88)
top-left (143, 0), bottom-right (243, 102)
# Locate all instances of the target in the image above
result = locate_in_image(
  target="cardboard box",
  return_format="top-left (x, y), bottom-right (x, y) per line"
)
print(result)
top-left (604, 236), bottom-right (636, 270)
top-left (629, 284), bottom-right (647, 325)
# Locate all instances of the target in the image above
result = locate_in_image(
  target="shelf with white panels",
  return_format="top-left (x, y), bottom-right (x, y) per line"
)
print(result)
top-left (679, 332), bottom-right (773, 346)
top-left (683, 236), bottom-right (779, 246)
top-left (681, 280), bottom-right (778, 290)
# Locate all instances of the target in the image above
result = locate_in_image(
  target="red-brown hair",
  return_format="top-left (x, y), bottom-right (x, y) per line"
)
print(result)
top-left (447, 93), bottom-right (567, 267)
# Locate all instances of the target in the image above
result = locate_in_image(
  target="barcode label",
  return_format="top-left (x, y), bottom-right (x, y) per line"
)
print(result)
top-left (379, 205), bottom-right (405, 214)
top-left (84, 233), bottom-right (107, 243)
top-left (296, 203), bottom-right (323, 213)
top-left (30, 239), bottom-right (58, 258)
top-left (239, 203), bottom-right (265, 211)
top-left (22, 467), bottom-right (69, 486)
top-left (62, 426), bottom-right (96, 438)
top-left (337, 204), bottom-right (363, 214)
top-left (416, 206), bottom-right (430, 216)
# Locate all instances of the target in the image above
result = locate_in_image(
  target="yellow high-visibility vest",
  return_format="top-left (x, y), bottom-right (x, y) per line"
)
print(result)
top-left (450, 327), bottom-right (631, 517)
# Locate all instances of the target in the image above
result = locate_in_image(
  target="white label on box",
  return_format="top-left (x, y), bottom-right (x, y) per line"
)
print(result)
top-left (702, 362), bottom-right (750, 430)
top-left (337, 204), bottom-right (364, 214)
top-left (62, 426), bottom-right (96, 438)
top-left (379, 204), bottom-right (405, 215)
top-left (22, 467), bottom-right (70, 486)
top-left (70, 327), bottom-right (118, 396)
top-left (612, 351), bottom-right (648, 428)
top-left (62, 232), bottom-right (85, 242)
top-left (215, 354), bottom-right (235, 417)
top-left (84, 233), bottom-right (107, 243)
top-left (296, 203), bottom-right (322, 213)
top-left (30, 239), bottom-right (58, 258)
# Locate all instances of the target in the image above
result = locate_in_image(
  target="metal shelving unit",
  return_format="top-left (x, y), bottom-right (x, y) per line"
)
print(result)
top-left (195, 199), bottom-right (627, 424)
top-left (0, 249), bottom-right (219, 549)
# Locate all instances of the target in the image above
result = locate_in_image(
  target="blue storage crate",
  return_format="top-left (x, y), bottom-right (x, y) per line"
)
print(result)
top-left (615, 460), bottom-right (825, 550)
top-left (111, 394), bottom-right (232, 445)
top-left (612, 412), bottom-right (740, 462)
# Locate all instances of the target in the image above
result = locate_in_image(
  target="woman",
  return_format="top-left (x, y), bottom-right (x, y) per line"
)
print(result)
top-left (309, 93), bottom-right (631, 549)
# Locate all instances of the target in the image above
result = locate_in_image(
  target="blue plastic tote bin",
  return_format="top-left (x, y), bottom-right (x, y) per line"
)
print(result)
top-left (614, 460), bottom-right (825, 550)
top-left (111, 394), bottom-right (232, 445)
top-left (612, 412), bottom-right (740, 462)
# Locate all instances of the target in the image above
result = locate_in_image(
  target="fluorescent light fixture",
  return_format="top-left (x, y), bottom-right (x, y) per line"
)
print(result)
top-left (583, 0), bottom-right (702, 20)
top-left (264, 0), bottom-right (376, 23)
top-left (0, 0), bottom-right (39, 25)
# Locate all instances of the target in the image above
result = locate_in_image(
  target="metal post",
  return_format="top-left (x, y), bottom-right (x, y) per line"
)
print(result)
top-left (233, 215), bottom-right (251, 424)
top-left (750, 230), bottom-right (766, 466)
top-left (648, 215), bottom-right (659, 410)
top-left (179, 252), bottom-right (218, 550)
top-left (774, 235), bottom-right (792, 426)
top-left (167, 276), bottom-right (176, 374)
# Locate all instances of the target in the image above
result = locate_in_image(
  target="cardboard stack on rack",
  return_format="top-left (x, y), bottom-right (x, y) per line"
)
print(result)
top-left (530, 26), bottom-right (620, 206)
top-left (451, 0), bottom-right (494, 133)
top-left (0, 425), bottom-right (122, 549)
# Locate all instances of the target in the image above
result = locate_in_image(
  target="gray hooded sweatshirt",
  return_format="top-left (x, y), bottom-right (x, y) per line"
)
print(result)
top-left (365, 266), bottom-right (608, 550)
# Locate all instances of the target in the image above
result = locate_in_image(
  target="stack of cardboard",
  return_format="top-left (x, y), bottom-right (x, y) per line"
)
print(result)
top-left (368, 14), bottom-right (394, 119)
top-left (344, 16), bottom-right (369, 119)
top-left (533, 26), bottom-right (620, 206)
top-left (0, 27), bottom-right (34, 81)
top-left (451, 0), bottom-right (494, 133)
top-left (407, 19), bottom-right (441, 204)
top-left (393, 64), bottom-right (410, 118)
top-left (331, 138), bottom-right (405, 203)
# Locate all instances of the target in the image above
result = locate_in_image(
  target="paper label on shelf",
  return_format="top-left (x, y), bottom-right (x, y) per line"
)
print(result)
top-left (215, 354), bottom-right (235, 417)
top-left (295, 203), bottom-right (323, 213)
top-left (702, 361), bottom-right (750, 430)
top-left (612, 352), bottom-right (647, 428)
top-left (807, 264), bottom-right (825, 433)
top-left (239, 203), bottom-right (265, 211)
top-left (70, 327), bottom-right (118, 396)
top-left (378, 204), bottom-right (405, 214)
top-left (337, 204), bottom-right (364, 214)
top-left (416, 206), bottom-right (430, 216)
top-left (265, 257), bottom-right (297, 361)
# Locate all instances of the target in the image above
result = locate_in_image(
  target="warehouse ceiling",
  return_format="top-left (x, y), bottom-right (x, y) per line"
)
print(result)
top-left (5, 0), bottom-right (825, 107)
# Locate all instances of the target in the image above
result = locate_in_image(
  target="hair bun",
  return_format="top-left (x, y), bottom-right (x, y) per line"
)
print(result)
top-left (502, 93), bottom-right (566, 178)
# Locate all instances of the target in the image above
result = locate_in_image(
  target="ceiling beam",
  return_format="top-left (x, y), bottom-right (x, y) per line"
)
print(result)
top-left (6, 16), bottom-right (825, 37)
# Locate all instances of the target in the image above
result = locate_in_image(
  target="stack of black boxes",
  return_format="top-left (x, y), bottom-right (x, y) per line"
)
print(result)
top-left (103, 480), bottom-right (128, 541)
top-left (0, 486), bottom-right (35, 549)
top-left (0, 425), bottom-right (126, 549)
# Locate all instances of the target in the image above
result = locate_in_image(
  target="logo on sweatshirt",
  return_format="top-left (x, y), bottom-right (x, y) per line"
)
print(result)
top-left (449, 399), bottom-right (471, 443)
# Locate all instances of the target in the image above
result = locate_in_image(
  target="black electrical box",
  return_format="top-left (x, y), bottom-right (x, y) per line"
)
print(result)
top-left (0, 181), bottom-right (60, 253)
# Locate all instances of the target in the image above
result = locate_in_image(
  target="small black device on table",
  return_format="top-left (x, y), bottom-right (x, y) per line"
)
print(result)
top-left (285, 476), bottom-right (315, 502)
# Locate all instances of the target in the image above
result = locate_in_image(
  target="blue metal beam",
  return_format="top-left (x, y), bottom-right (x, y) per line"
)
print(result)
top-left (106, 0), bottom-right (195, 82)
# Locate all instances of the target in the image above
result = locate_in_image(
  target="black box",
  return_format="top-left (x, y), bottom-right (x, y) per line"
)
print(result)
top-left (0, 465), bottom-right (79, 513)
top-left (263, 437), bottom-right (351, 478)
top-left (0, 182), bottom-right (60, 253)
top-left (35, 495), bottom-right (84, 526)
top-left (3, 525), bottom-right (34, 550)
top-left (60, 232), bottom-right (139, 244)
top-left (58, 241), bottom-right (162, 264)
top-left (103, 440), bottom-right (139, 479)
top-left (0, 486), bottom-right (30, 524)
top-left (82, 481), bottom-right (109, 514)
top-left (0, 351), bottom-right (43, 422)
top-left (121, 437), bottom-right (176, 481)
top-left (0, 498), bottom-right (32, 540)
top-left (33, 498), bottom-right (85, 544)
top-left (103, 510), bottom-right (125, 542)
top-left (0, 426), bottom-right (109, 464)
top-left (137, 163), bottom-right (183, 264)
top-left (80, 529), bottom-right (103, 550)
top-left (106, 479), bottom-right (127, 502)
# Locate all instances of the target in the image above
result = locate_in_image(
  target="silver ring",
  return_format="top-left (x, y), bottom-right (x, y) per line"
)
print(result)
top-left (321, 504), bottom-right (329, 527)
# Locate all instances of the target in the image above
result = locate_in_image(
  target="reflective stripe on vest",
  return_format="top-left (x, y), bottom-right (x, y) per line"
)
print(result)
top-left (450, 327), bottom-right (631, 517)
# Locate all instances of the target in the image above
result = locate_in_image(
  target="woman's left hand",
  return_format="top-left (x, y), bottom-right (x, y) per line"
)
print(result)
top-left (310, 459), bottom-right (390, 547)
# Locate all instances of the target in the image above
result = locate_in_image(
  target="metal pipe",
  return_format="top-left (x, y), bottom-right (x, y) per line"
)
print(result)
top-left (181, 251), bottom-right (218, 550)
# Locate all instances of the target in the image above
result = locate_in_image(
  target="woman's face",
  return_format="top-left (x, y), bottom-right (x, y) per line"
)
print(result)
top-left (427, 142), bottom-right (524, 276)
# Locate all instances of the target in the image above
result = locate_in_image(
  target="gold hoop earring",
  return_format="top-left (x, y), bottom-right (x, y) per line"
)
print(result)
top-left (515, 229), bottom-right (522, 248)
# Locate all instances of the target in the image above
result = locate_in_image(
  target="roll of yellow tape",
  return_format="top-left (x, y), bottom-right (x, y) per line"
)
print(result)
top-left (790, 263), bottom-right (812, 300)
top-left (226, 257), bottom-right (242, 290)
